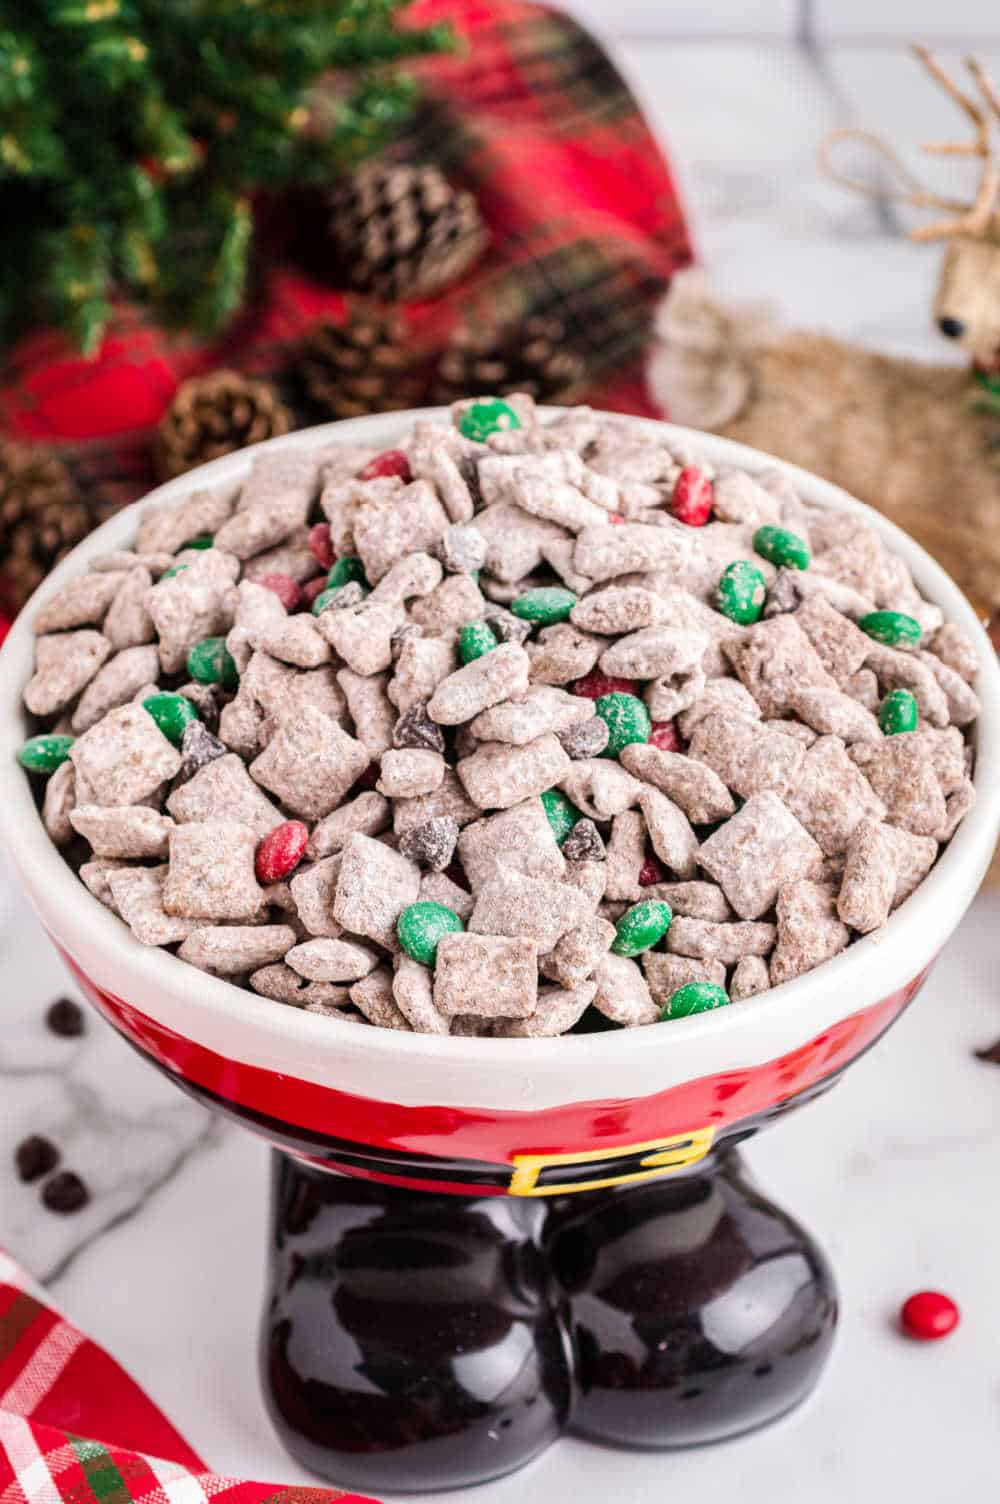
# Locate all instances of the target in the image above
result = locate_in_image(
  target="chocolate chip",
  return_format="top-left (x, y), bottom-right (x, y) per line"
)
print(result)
top-left (459, 453), bottom-right (484, 507)
top-left (762, 568), bottom-right (804, 618)
top-left (179, 682), bottom-right (222, 732)
top-left (562, 818), bottom-right (606, 862)
top-left (393, 701), bottom-right (446, 754)
top-left (399, 816), bottom-right (460, 872)
top-left (391, 622), bottom-right (424, 660)
top-left (438, 523), bottom-right (487, 575)
top-left (483, 606), bottom-right (532, 645)
top-left (42, 1170), bottom-right (89, 1214)
top-left (174, 719), bottom-right (226, 787)
top-left (46, 996), bottom-right (84, 1037)
top-left (15, 1135), bottom-right (60, 1183)
top-left (557, 716), bottom-right (610, 759)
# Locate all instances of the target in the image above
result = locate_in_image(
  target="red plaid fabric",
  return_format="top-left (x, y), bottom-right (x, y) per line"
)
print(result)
top-left (0, 1252), bottom-right (376, 1504)
top-left (0, 0), bottom-right (690, 524)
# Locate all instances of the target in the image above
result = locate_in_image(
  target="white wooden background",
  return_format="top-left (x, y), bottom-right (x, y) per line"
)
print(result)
top-left (556, 2), bottom-right (1000, 366)
top-left (563, 0), bottom-right (1000, 41)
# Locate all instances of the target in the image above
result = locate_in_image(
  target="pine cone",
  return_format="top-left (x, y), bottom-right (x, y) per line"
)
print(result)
top-left (329, 163), bottom-right (488, 302)
top-left (298, 309), bottom-right (427, 421)
top-left (433, 317), bottom-right (586, 405)
top-left (155, 370), bottom-right (293, 481)
top-left (0, 441), bottom-right (97, 612)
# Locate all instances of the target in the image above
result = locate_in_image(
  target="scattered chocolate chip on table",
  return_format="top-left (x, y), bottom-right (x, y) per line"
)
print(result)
top-left (41, 1170), bottom-right (90, 1214)
top-left (15, 1134), bottom-right (60, 1183)
top-left (45, 995), bottom-right (85, 1037)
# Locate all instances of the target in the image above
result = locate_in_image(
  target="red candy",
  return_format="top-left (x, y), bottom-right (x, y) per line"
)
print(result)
top-left (899, 1291), bottom-right (960, 1341)
top-left (649, 719), bottom-right (681, 753)
top-left (670, 466), bottom-right (713, 527)
top-left (256, 573), bottom-right (302, 612)
top-left (309, 523), bottom-right (334, 571)
top-left (639, 854), bottom-right (665, 886)
top-left (571, 671), bottom-right (639, 701)
top-left (361, 448), bottom-right (411, 482)
top-left (301, 575), bottom-right (329, 606)
top-left (255, 820), bottom-right (308, 884)
top-left (609, 513), bottom-right (625, 525)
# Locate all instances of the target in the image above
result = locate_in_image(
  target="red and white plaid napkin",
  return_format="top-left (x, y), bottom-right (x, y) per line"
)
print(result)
top-left (0, 1251), bottom-right (377, 1504)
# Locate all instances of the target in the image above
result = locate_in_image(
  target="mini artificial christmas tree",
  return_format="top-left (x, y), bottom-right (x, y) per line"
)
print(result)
top-left (0, 0), bottom-right (454, 353)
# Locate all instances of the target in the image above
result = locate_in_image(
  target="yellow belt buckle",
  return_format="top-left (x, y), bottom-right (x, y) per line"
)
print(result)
top-left (508, 1125), bottom-right (715, 1197)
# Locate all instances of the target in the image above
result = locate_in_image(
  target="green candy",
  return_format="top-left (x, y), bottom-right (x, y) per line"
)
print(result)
top-left (181, 534), bottom-right (213, 551)
top-left (611, 899), bottom-right (673, 958)
top-left (716, 559), bottom-right (767, 625)
top-left (859, 609), bottom-right (922, 648)
top-left (457, 398), bottom-right (522, 443)
top-left (662, 981), bottom-right (730, 1020)
top-left (753, 525), bottom-right (811, 571)
top-left (595, 692), bottom-right (651, 758)
top-left (459, 620), bottom-right (499, 663)
top-left (161, 564), bottom-right (188, 580)
top-left (312, 582), bottom-right (369, 616)
top-left (143, 692), bottom-right (199, 745)
top-left (396, 901), bottom-right (465, 966)
top-left (540, 788), bottom-right (581, 845)
top-left (18, 734), bottom-right (74, 774)
top-left (326, 556), bottom-right (367, 590)
top-left (878, 688), bottom-right (919, 735)
top-left (186, 636), bottom-right (239, 690)
top-left (511, 586), bottom-right (577, 626)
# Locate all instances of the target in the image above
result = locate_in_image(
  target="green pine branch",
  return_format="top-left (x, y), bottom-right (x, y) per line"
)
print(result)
top-left (0, 0), bottom-right (454, 353)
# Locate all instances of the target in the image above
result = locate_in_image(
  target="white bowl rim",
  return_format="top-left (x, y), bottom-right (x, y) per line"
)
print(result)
top-left (1, 406), bottom-right (998, 1078)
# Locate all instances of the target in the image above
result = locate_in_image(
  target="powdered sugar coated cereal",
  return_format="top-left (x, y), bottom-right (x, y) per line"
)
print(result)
top-left (17, 405), bottom-right (980, 1037)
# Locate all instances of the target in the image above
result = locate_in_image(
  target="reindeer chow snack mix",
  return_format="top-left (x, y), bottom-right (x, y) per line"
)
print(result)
top-left (17, 399), bottom-right (982, 1035)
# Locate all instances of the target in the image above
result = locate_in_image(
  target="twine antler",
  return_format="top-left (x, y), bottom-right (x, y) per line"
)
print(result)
top-left (819, 44), bottom-right (1000, 243)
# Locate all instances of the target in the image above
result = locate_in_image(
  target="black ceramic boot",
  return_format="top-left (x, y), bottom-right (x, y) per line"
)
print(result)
top-left (547, 1147), bottom-right (837, 1448)
top-left (260, 1152), bottom-right (575, 1493)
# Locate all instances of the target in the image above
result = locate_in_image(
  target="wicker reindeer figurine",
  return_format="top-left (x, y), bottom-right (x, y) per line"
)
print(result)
top-left (649, 45), bottom-right (1000, 618)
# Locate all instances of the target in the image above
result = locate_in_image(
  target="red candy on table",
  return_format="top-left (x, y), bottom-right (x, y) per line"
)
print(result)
top-left (649, 719), bottom-right (681, 753)
top-left (572, 671), bottom-right (639, 700)
top-left (670, 465), bottom-right (713, 527)
top-left (309, 523), bottom-right (334, 571)
top-left (609, 512), bottom-right (625, 525)
top-left (361, 448), bottom-right (412, 482)
top-left (639, 853), bottom-right (665, 886)
top-left (255, 821), bottom-right (309, 884)
top-left (256, 573), bottom-right (302, 612)
top-left (899, 1291), bottom-right (960, 1341)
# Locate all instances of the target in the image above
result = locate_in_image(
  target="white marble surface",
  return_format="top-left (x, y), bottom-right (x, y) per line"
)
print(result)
top-left (3, 26), bottom-right (1000, 1504)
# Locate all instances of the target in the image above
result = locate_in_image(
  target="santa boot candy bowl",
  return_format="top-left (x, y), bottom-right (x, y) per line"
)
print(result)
top-left (1, 410), bottom-right (998, 1494)
top-left (261, 1132), bottom-right (838, 1491)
